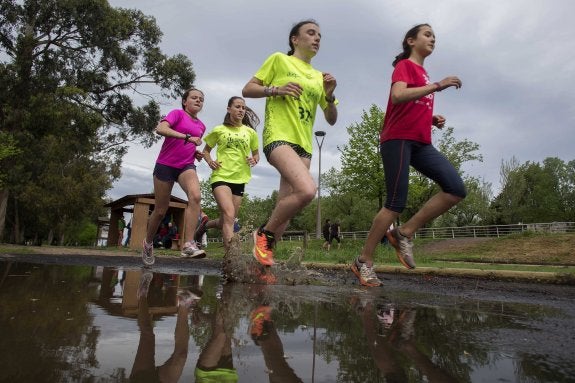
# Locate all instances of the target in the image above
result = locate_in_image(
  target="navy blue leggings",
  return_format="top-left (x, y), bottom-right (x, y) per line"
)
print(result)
top-left (381, 140), bottom-right (466, 213)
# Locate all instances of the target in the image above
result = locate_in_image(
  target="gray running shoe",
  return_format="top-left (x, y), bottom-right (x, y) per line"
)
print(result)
top-left (351, 258), bottom-right (383, 287)
top-left (142, 239), bottom-right (155, 266)
top-left (181, 241), bottom-right (206, 259)
top-left (386, 228), bottom-right (416, 269)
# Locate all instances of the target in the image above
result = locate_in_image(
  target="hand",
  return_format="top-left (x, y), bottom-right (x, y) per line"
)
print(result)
top-left (194, 151), bottom-right (204, 161)
top-left (322, 72), bottom-right (337, 96)
top-left (277, 82), bottom-right (303, 99)
top-left (207, 159), bottom-right (221, 170)
top-left (246, 157), bottom-right (258, 167)
top-left (191, 137), bottom-right (202, 146)
top-left (432, 115), bottom-right (446, 129)
top-left (436, 76), bottom-right (462, 91)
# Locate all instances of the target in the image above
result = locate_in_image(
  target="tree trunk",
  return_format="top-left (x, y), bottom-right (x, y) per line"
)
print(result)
top-left (0, 189), bottom-right (8, 241)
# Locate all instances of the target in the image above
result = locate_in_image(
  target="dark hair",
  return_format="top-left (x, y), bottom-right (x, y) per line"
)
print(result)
top-left (287, 19), bottom-right (319, 56)
top-left (181, 87), bottom-right (204, 109)
top-left (223, 96), bottom-right (260, 130)
top-left (392, 23), bottom-right (431, 67)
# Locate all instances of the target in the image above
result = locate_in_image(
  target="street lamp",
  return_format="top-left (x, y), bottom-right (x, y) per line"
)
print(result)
top-left (314, 131), bottom-right (326, 239)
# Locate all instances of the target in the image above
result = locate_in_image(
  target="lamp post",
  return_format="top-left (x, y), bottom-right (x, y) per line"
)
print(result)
top-left (314, 131), bottom-right (326, 239)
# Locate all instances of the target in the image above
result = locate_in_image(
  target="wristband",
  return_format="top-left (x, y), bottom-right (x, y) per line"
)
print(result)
top-left (325, 94), bottom-right (335, 103)
top-left (433, 82), bottom-right (441, 92)
top-left (184, 134), bottom-right (191, 145)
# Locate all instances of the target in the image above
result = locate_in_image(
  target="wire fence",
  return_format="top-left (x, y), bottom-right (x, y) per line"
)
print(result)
top-left (205, 222), bottom-right (575, 245)
top-left (325, 222), bottom-right (575, 241)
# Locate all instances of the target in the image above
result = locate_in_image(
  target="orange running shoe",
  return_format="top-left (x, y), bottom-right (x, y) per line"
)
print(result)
top-left (249, 305), bottom-right (272, 341)
top-left (253, 227), bottom-right (275, 266)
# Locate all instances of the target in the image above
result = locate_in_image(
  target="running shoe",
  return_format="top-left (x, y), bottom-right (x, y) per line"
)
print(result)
top-left (142, 239), bottom-right (155, 266)
top-left (386, 228), bottom-right (416, 269)
top-left (351, 257), bottom-right (383, 287)
top-left (252, 226), bottom-right (275, 266)
top-left (194, 215), bottom-right (209, 245)
top-left (181, 241), bottom-right (206, 258)
top-left (249, 305), bottom-right (272, 341)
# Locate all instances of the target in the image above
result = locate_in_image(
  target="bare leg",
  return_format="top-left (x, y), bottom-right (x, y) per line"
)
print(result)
top-left (157, 302), bottom-right (190, 383)
top-left (177, 169), bottom-right (202, 244)
top-left (145, 177), bottom-right (174, 243)
top-left (213, 186), bottom-right (243, 249)
top-left (265, 146), bottom-right (314, 237)
top-left (359, 207), bottom-right (399, 265)
top-left (399, 191), bottom-right (462, 238)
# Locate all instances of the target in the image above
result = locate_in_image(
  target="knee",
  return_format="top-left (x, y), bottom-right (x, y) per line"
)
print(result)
top-left (299, 184), bottom-right (317, 205)
top-left (187, 191), bottom-right (201, 205)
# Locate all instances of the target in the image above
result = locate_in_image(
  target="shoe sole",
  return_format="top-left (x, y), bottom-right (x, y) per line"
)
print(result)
top-left (385, 231), bottom-right (415, 270)
top-left (350, 263), bottom-right (382, 287)
top-left (181, 250), bottom-right (207, 259)
top-left (252, 230), bottom-right (274, 266)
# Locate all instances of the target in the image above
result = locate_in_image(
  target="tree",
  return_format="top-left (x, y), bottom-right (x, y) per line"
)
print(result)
top-left (335, 104), bottom-right (385, 208)
top-left (0, 0), bottom-right (195, 243)
top-left (492, 157), bottom-right (572, 224)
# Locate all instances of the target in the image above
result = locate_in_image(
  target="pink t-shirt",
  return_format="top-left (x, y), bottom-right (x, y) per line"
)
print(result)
top-left (156, 109), bottom-right (206, 169)
top-left (380, 59), bottom-right (435, 144)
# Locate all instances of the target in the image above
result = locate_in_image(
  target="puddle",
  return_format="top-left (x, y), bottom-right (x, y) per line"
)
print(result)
top-left (0, 261), bottom-right (573, 382)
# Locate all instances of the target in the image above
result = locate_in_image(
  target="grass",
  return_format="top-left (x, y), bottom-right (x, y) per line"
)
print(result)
top-left (2, 232), bottom-right (574, 276)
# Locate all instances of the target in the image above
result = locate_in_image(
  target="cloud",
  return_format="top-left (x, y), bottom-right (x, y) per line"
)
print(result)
top-left (107, 0), bottom-right (575, 203)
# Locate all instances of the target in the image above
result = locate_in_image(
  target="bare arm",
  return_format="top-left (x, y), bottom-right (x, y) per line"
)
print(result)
top-left (242, 77), bottom-right (303, 99)
top-left (390, 76), bottom-right (462, 105)
top-left (155, 121), bottom-right (202, 145)
top-left (322, 72), bottom-right (337, 125)
top-left (201, 144), bottom-right (221, 170)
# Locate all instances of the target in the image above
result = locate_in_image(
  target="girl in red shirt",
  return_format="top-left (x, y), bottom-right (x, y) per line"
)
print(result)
top-left (352, 24), bottom-right (467, 287)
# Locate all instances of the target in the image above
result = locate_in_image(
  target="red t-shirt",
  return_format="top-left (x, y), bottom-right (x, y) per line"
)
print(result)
top-left (380, 59), bottom-right (435, 144)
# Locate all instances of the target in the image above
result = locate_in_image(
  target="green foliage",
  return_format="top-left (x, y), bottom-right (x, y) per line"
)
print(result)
top-left (493, 156), bottom-right (574, 224)
top-left (334, 104), bottom-right (385, 208)
top-left (0, 0), bottom-right (195, 243)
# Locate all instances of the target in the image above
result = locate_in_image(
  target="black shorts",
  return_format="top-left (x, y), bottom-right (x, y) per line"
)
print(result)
top-left (211, 181), bottom-right (245, 197)
top-left (381, 140), bottom-right (466, 213)
top-left (153, 162), bottom-right (196, 183)
top-left (263, 140), bottom-right (312, 161)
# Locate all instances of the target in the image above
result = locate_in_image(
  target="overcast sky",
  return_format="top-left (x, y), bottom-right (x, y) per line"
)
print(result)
top-left (107, 0), bottom-right (575, 203)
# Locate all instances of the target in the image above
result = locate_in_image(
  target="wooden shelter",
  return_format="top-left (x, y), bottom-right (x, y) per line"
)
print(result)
top-left (104, 193), bottom-right (189, 250)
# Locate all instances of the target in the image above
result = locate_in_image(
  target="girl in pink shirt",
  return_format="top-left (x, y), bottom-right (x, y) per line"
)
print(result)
top-left (142, 88), bottom-right (207, 265)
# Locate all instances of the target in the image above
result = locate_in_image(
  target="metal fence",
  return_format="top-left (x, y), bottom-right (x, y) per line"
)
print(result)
top-left (332, 222), bottom-right (575, 241)
top-left (205, 222), bottom-right (575, 244)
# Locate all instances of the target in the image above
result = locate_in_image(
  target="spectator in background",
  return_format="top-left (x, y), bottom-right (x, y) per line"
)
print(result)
top-left (322, 219), bottom-right (331, 250)
top-left (329, 220), bottom-right (341, 250)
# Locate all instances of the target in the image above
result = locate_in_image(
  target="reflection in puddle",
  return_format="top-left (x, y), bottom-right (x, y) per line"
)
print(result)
top-left (0, 261), bottom-right (573, 382)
